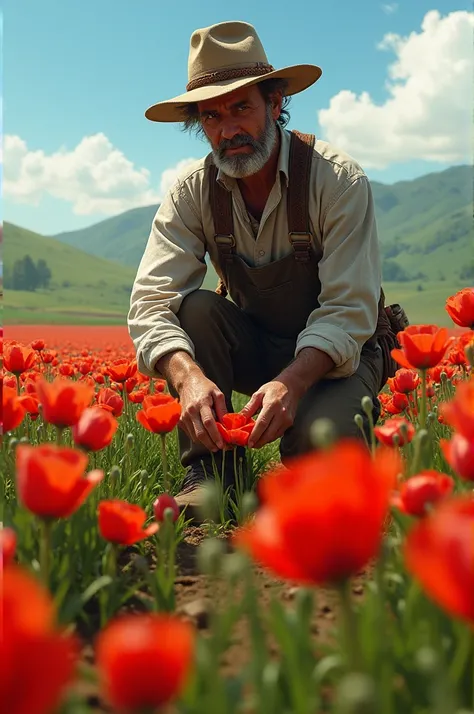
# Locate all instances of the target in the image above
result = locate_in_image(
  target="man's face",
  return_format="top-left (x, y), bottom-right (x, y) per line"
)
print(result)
top-left (196, 84), bottom-right (281, 178)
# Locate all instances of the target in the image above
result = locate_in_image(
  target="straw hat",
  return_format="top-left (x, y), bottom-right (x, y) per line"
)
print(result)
top-left (145, 21), bottom-right (322, 123)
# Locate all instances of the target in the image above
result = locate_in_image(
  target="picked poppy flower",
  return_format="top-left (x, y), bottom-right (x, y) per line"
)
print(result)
top-left (216, 412), bottom-right (256, 447)
top-left (97, 387), bottom-right (124, 417)
top-left (136, 395), bottom-right (181, 434)
top-left (96, 613), bottom-right (194, 712)
top-left (390, 471), bottom-right (454, 517)
top-left (98, 500), bottom-right (159, 545)
top-left (374, 417), bottom-right (415, 447)
top-left (1, 565), bottom-right (79, 714)
top-left (3, 342), bottom-right (37, 376)
top-left (105, 358), bottom-right (137, 383)
top-left (404, 496), bottom-right (474, 625)
top-left (36, 378), bottom-right (94, 428)
top-left (440, 379), bottom-right (474, 439)
top-left (72, 407), bottom-right (118, 452)
top-left (235, 440), bottom-right (401, 585)
top-left (16, 444), bottom-right (103, 519)
top-left (440, 434), bottom-right (474, 482)
top-left (1, 527), bottom-right (17, 568)
top-left (387, 368), bottom-right (420, 394)
top-left (153, 494), bottom-right (180, 523)
top-left (3, 386), bottom-right (26, 433)
top-left (392, 325), bottom-right (453, 371)
top-left (445, 288), bottom-right (474, 329)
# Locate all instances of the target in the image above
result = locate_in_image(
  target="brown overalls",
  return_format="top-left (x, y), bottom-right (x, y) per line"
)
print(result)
top-left (176, 132), bottom-right (402, 469)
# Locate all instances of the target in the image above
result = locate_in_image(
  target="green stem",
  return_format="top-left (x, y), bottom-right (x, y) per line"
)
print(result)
top-left (338, 579), bottom-right (363, 673)
top-left (56, 427), bottom-right (63, 445)
top-left (15, 373), bottom-right (21, 394)
top-left (40, 519), bottom-right (53, 588)
top-left (420, 369), bottom-right (427, 431)
top-left (160, 433), bottom-right (169, 492)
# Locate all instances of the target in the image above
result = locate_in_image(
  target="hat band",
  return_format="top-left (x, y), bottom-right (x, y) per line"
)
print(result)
top-left (186, 62), bottom-right (275, 92)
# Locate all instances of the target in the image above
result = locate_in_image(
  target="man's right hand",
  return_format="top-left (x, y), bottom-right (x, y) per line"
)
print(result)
top-left (178, 373), bottom-right (228, 452)
top-left (156, 351), bottom-right (227, 452)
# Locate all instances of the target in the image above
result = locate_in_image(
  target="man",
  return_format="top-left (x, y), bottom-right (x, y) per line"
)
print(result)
top-left (128, 21), bottom-right (398, 512)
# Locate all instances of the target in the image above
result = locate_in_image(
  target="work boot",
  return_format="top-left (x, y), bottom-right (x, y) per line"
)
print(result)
top-left (175, 451), bottom-right (247, 524)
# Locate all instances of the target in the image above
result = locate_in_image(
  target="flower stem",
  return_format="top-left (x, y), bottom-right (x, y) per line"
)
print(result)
top-left (160, 433), bottom-right (169, 493)
top-left (15, 373), bottom-right (21, 394)
top-left (420, 369), bottom-right (427, 431)
top-left (338, 578), bottom-right (363, 672)
top-left (56, 427), bottom-right (63, 445)
top-left (40, 519), bottom-right (52, 588)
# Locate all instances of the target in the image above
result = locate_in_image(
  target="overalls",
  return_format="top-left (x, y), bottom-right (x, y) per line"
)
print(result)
top-left (176, 132), bottom-right (400, 468)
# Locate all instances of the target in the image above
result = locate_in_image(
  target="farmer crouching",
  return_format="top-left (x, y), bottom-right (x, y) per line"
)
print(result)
top-left (128, 20), bottom-right (400, 514)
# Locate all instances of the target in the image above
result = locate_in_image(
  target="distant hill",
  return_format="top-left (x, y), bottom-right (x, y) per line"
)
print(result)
top-left (52, 164), bottom-right (473, 285)
top-left (3, 222), bottom-right (137, 324)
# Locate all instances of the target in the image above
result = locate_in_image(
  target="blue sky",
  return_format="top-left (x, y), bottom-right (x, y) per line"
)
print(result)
top-left (4, 0), bottom-right (473, 235)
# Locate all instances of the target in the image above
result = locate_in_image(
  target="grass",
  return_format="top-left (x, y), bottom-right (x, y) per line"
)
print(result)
top-left (383, 279), bottom-right (465, 326)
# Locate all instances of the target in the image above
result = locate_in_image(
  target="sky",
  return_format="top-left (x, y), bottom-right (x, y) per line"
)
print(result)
top-left (4, 0), bottom-right (473, 236)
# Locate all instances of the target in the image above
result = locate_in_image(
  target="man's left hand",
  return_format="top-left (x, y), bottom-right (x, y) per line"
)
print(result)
top-left (239, 380), bottom-right (299, 449)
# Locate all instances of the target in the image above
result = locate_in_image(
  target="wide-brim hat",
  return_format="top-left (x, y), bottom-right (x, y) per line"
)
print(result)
top-left (145, 21), bottom-right (322, 123)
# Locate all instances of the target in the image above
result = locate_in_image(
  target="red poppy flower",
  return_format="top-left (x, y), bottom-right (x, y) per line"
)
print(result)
top-left (440, 434), bottom-right (474, 482)
top-left (72, 407), bottom-right (118, 452)
top-left (3, 386), bottom-right (26, 433)
top-left (445, 288), bottom-right (474, 329)
top-left (30, 339), bottom-right (45, 351)
top-left (392, 325), bottom-right (453, 370)
top-left (1, 565), bottom-right (79, 714)
top-left (235, 441), bottom-right (401, 585)
top-left (18, 394), bottom-right (41, 421)
top-left (390, 471), bottom-right (454, 517)
top-left (1, 527), bottom-right (17, 568)
top-left (16, 444), bottom-right (103, 519)
top-left (374, 417), bottom-right (415, 447)
top-left (216, 413), bottom-right (256, 446)
top-left (3, 342), bottom-right (37, 375)
top-left (440, 379), bottom-right (474, 440)
top-left (153, 494), bottom-right (180, 523)
top-left (96, 387), bottom-right (124, 417)
top-left (58, 363), bottom-right (75, 377)
top-left (136, 396), bottom-right (181, 434)
top-left (98, 500), bottom-right (159, 545)
top-left (428, 364), bottom-right (456, 383)
top-left (36, 378), bottom-right (94, 428)
top-left (392, 392), bottom-right (409, 412)
top-left (105, 358), bottom-right (137, 383)
top-left (387, 368), bottom-right (420, 394)
top-left (96, 613), bottom-right (194, 712)
top-left (404, 496), bottom-right (474, 624)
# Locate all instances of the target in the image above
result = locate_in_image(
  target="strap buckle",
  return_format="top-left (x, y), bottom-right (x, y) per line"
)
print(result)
top-left (214, 234), bottom-right (235, 263)
top-left (289, 232), bottom-right (312, 262)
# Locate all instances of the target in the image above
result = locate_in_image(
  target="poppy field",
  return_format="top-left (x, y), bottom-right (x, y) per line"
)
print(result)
top-left (2, 287), bottom-right (474, 714)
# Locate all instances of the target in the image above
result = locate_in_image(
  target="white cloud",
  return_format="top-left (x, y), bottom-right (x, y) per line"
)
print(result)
top-left (382, 3), bottom-right (398, 14)
top-left (4, 132), bottom-right (198, 215)
top-left (318, 10), bottom-right (474, 169)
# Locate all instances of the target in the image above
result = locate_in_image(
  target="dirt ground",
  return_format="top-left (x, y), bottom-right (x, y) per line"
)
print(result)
top-left (76, 526), bottom-right (367, 713)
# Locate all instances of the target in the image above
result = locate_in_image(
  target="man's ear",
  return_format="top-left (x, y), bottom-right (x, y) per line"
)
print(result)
top-left (270, 91), bottom-right (283, 120)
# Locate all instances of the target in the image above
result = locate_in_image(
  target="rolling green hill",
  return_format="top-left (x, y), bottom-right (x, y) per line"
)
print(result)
top-left (3, 222), bottom-right (137, 324)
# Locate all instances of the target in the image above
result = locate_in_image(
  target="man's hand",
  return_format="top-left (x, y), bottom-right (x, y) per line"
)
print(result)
top-left (178, 373), bottom-right (228, 452)
top-left (239, 380), bottom-right (299, 449)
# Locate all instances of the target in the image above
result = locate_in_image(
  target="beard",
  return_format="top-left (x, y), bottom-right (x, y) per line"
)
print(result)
top-left (211, 105), bottom-right (278, 179)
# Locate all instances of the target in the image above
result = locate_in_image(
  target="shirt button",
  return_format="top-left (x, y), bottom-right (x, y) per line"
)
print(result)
top-left (259, 250), bottom-right (265, 256)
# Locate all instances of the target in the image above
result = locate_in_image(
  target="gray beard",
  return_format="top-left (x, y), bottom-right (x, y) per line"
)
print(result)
top-left (211, 106), bottom-right (278, 179)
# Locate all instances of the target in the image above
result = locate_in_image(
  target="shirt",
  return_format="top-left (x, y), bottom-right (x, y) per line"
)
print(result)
top-left (127, 125), bottom-right (382, 379)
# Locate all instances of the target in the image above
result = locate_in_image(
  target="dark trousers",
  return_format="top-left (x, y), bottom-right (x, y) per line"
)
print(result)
top-left (175, 290), bottom-right (383, 467)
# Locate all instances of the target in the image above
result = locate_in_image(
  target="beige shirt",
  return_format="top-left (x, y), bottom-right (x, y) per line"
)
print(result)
top-left (128, 125), bottom-right (381, 379)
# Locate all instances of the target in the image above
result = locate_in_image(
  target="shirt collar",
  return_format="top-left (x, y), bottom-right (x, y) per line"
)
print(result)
top-left (216, 124), bottom-right (291, 191)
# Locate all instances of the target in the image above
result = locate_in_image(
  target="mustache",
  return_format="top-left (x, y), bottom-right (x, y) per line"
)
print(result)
top-left (217, 134), bottom-right (258, 153)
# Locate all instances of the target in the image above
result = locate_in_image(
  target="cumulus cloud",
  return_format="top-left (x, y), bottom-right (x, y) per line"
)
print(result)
top-left (382, 3), bottom-right (398, 14)
top-left (318, 10), bottom-right (474, 169)
top-left (4, 132), bottom-right (198, 215)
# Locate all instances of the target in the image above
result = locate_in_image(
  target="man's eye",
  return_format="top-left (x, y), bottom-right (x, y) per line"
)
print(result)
top-left (238, 105), bottom-right (250, 111)
top-left (203, 113), bottom-right (217, 121)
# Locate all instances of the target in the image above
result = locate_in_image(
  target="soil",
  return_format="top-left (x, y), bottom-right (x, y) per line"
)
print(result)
top-left (74, 526), bottom-right (367, 713)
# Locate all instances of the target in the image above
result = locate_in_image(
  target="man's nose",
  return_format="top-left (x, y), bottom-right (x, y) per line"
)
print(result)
top-left (220, 119), bottom-right (241, 141)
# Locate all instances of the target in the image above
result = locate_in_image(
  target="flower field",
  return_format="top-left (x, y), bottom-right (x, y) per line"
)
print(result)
top-left (2, 288), bottom-right (474, 714)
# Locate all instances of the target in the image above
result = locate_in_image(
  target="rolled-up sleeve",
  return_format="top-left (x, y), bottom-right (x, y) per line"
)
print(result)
top-left (295, 175), bottom-right (380, 378)
top-left (127, 181), bottom-right (207, 377)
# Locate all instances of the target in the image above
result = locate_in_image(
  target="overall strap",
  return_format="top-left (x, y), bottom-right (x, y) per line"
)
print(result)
top-left (209, 163), bottom-right (235, 265)
top-left (288, 130), bottom-right (315, 262)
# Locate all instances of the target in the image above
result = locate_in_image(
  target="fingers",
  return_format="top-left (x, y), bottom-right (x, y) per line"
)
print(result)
top-left (200, 404), bottom-right (224, 451)
top-left (248, 406), bottom-right (274, 448)
top-left (240, 391), bottom-right (264, 419)
top-left (180, 404), bottom-right (223, 452)
top-left (213, 390), bottom-right (228, 422)
top-left (249, 405), bottom-right (293, 449)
